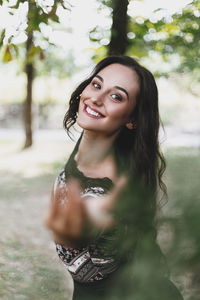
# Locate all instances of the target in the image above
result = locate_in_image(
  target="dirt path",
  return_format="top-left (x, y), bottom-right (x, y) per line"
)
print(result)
top-left (0, 137), bottom-right (75, 300)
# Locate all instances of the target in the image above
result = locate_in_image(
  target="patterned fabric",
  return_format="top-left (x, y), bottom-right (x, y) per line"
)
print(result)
top-left (54, 141), bottom-right (119, 284)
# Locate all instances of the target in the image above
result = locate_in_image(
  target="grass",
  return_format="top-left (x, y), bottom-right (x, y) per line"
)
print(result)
top-left (160, 147), bottom-right (200, 300)
top-left (0, 139), bottom-right (200, 299)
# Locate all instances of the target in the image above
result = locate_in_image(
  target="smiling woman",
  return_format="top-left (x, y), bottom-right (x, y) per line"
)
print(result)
top-left (45, 55), bottom-right (183, 300)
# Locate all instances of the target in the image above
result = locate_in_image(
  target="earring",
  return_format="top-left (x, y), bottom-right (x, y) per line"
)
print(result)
top-left (126, 121), bottom-right (137, 130)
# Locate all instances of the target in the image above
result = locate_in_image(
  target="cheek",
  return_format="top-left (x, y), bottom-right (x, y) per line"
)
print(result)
top-left (108, 104), bottom-right (133, 121)
top-left (81, 86), bottom-right (91, 99)
top-left (79, 97), bottom-right (84, 106)
top-left (79, 91), bottom-right (88, 109)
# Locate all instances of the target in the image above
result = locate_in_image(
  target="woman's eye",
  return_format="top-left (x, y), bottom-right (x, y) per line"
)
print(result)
top-left (92, 82), bottom-right (101, 89)
top-left (111, 94), bottom-right (122, 101)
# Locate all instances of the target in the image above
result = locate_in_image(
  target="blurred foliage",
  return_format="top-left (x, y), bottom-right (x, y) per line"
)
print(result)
top-left (35, 48), bottom-right (77, 78)
top-left (128, 0), bottom-right (200, 81)
top-left (163, 148), bottom-right (200, 299)
top-left (90, 0), bottom-right (200, 85)
top-left (164, 149), bottom-right (200, 269)
top-left (0, 0), bottom-right (76, 77)
top-left (106, 148), bottom-right (200, 300)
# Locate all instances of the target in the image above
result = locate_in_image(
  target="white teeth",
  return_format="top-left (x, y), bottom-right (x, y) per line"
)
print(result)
top-left (86, 106), bottom-right (101, 117)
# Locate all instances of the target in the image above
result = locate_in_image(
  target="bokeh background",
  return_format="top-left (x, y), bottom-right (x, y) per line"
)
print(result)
top-left (0, 0), bottom-right (200, 299)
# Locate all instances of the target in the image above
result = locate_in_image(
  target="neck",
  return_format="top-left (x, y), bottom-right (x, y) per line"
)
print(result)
top-left (76, 131), bottom-right (117, 168)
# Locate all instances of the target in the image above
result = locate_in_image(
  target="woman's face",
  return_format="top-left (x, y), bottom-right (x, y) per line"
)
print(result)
top-left (77, 63), bottom-right (139, 137)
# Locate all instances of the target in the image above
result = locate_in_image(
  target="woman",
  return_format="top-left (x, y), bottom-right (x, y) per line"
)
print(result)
top-left (46, 56), bottom-right (183, 299)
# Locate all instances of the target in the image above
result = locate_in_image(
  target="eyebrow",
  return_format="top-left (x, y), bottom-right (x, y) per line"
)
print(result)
top-left (94, 75), bottom-right (129, 99)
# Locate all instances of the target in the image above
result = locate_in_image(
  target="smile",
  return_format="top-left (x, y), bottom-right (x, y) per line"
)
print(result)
top-left (84, 105), bottom-right (104, 118)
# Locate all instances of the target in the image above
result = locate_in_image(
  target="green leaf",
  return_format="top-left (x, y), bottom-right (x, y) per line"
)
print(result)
top-left (0, 29), bottom-right (6, 46)
top-left (50, 14), bottom-right (59, 23)
top-left (2, 45), bottom-right (13, 62)
top-left (11, 43), bottom-right (19, 56)
top-left (10, 0), bottom-right (21, 9)
top-left (26, 45), bottom-right (43, 63)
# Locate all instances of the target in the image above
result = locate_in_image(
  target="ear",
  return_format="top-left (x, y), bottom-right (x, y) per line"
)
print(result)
top-left (126, 121), bottom-right (137, 130)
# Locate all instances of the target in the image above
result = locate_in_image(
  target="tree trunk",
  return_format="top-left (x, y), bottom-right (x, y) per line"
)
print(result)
top-left (108, 0), bottom-right (129, 55)
top-left (23, 30), bottom-right (34, 149)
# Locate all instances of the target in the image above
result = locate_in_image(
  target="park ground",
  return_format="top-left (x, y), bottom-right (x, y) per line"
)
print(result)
top-left (0, 128), bottom-right (200, 299)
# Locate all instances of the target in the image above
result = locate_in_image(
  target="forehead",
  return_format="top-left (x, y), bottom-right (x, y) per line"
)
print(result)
top-left (97, 63), bottom-right (139, 92)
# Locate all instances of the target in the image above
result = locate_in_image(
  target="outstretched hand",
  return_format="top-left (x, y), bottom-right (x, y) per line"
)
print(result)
top-left (45, 179), bottom-right (87, 247)
top-left (85, 176), bottom-right (127, 228)
top-left (45, 176), bottom-right (127, 247)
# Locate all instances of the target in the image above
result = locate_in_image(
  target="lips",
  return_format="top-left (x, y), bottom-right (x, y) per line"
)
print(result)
top-left (84, 104), bottom-right (105, 118)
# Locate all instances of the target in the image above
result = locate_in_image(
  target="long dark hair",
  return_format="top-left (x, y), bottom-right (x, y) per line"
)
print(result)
top-left (63, 55), bottom-right (166, 209)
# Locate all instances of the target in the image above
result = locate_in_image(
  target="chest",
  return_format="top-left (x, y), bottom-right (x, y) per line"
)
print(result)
top-left (77, 158), bottom-right (117, 182)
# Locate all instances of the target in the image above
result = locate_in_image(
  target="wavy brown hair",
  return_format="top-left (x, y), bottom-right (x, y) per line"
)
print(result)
top-left (63, 55), bottom-right (167, 209)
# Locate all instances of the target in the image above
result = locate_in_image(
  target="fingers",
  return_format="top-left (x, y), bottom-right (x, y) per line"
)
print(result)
top-left (45, 184), bottom-right (65, 228)
top-left (45, 180), bottom-right (81, 231)
top-left (67, 179), bottom-right (82, 211)
top-left (53, 179), bottom-right (86, 240)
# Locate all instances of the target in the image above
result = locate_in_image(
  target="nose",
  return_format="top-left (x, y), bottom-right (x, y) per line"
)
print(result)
top-left (91, 95), bottom-right (104, 106)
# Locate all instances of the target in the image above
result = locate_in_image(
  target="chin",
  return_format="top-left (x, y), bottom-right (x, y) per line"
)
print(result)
top-left (77, 119), bottom-right (95, 131)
